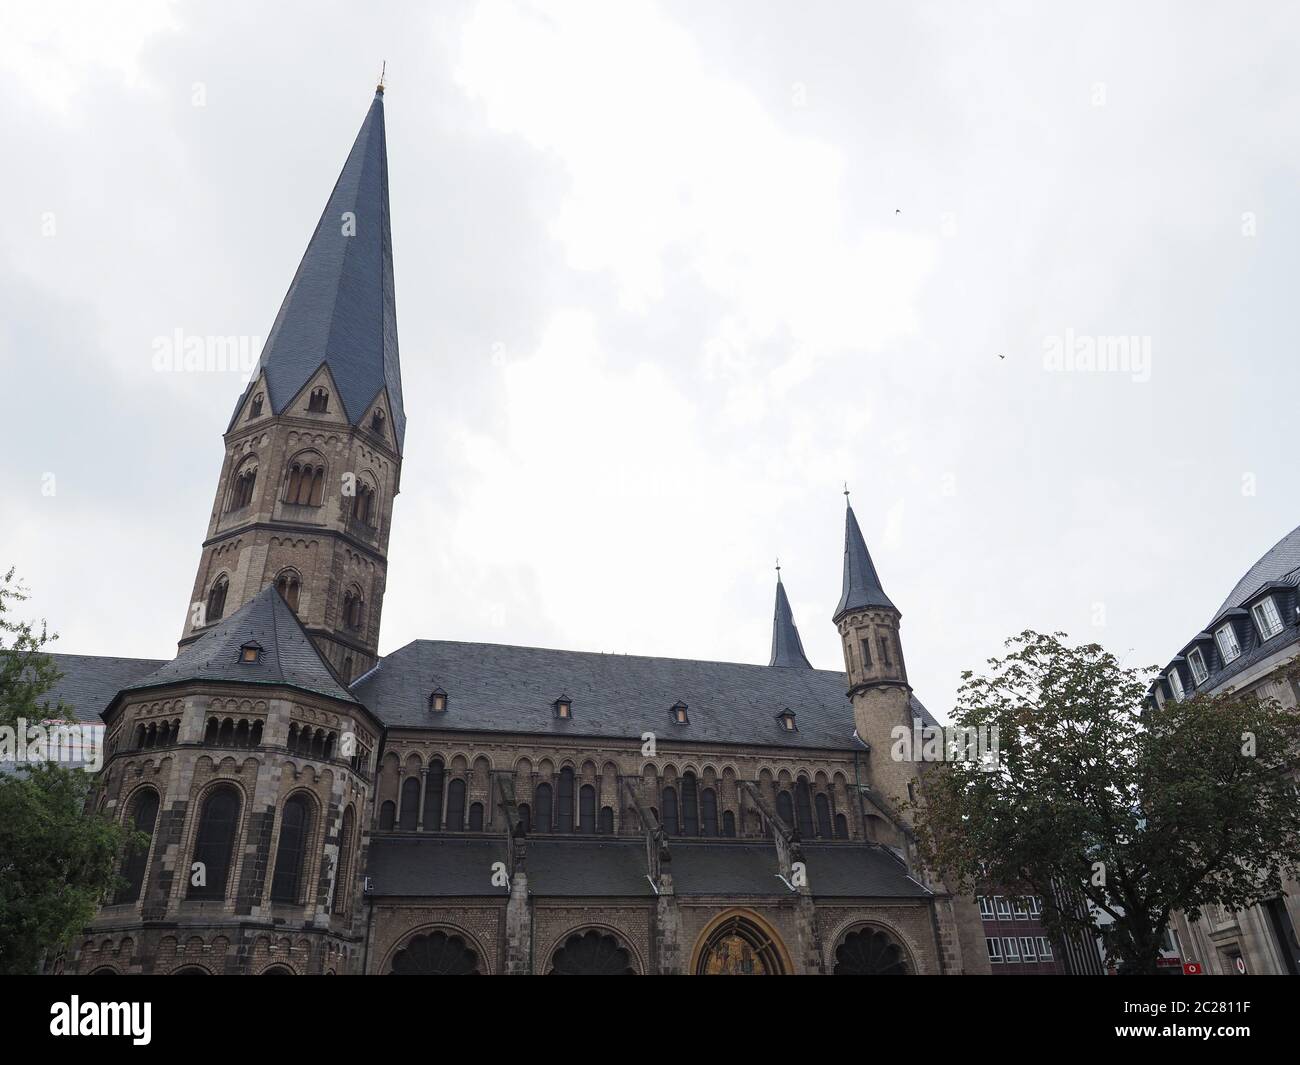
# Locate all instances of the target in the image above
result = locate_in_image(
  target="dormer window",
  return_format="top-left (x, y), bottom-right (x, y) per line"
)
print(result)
top-left (776, 707), bottom-right (797, 732)
top-left (308, 387), bottom-right (329, 413)
top-left (1251, 596), bottom-right (1283, 640)
top-left (1215, 623), bottom-right (1242, 664)
top-left (1188, 646), bottom-right (1209, 686)
top-left (239, 641), bottom-right (264, 664)
top-left (250, 392), bottom-right (264, 417)
top-left (429, 688), bottom-right (448, 713)
top-left (1167, 667), bottom-right (1185, 702)
top-left (670, 701), bottom-right (689, 725)
top-left (370, 408), bottom-right (386, 435)
top-left (553, 695), bottom-right (573, 720)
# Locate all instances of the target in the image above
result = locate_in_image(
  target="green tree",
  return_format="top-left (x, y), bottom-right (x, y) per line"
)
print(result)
top-left (915, 630), bottom-right (1300, 974)
top-left (0, 569), bottom-right (131, 974)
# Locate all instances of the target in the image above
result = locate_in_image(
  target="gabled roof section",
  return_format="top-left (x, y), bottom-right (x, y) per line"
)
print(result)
top-left (119, 585), bottom-right (357, 705)
top-left (834, 503), bottom-right (897, 620)
top-left (229, 90), bottom-right (405, 450)
top-left (769, 575), bottom-right (812, 668)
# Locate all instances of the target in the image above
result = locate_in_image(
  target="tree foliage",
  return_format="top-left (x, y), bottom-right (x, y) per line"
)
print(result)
top-left (915, 630), bottom-right (1300, 974)
top-left (0, 569), bottom-right (130, 974)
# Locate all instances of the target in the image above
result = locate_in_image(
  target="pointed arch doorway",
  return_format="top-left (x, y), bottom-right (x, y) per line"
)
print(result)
top-left (691, 910), bottom-right (792, 975)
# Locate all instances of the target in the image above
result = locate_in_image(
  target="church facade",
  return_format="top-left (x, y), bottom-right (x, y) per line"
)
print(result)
top-left (50, 90), bottom-right (989, 975)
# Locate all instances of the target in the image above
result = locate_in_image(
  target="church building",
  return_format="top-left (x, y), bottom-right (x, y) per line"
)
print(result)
top-left (49, 89), bottom-right (988, 975)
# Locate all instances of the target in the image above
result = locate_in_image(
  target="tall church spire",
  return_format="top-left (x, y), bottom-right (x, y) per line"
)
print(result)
top-left (230, 89), bottom-right (405, 450)
top-left (834, 502), bottom-right (896, 621)
top-left (769, 569), bottom-right (812, 669)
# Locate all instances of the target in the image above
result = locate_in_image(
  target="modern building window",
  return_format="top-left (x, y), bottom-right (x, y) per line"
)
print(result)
top-left (1188, 646), bottom-right (1209, 686)
top-left (1028, 895), bottom-right (1042, 917)
top-left (1037, 936), bottom-right (1053, 960)
top-left (995, 896), bottom-right (1012, 919)
top-left (1252, 596), bottom-right (1284, 640)
top-left (1012, 899), bottom-right (1028, 920)
top-left (978, 896), bottom-right (995, 919)
top-left (1020, 936), bottom-right (1037, 961)
top-left (116, 789), bottom-right (160, 904)
top-left (188, 785), bottom-right (241, 900)
top-left (1003, 937), bottom-right (1020, 962)
top-left (270, 794), bottom-right (312, 903)
top-left (986, 937), bottom-right (1003, 963)
top-left (1216, 623), bottom-right (1242, 664)
top-left (1168, 667), bottom-right (1185, 702)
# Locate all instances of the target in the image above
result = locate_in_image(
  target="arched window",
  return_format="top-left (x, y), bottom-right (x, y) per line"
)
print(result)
top-left (468, 803), bottom-right (484, 831)
top-left (307, 387), bottom-right (329, 413)
top-left (833, 927), bottom-right (910, 975)
top-left (379, 801), bottom-right (396, 830)
top-left (701, 788), bottom-right (719, 836)
top-left (697, 915), bottom-right (786, 975)
top-left (206, 575), bottom-right (229, 623)
top-left (534, 783), bottom-right (553, 833)
top-left (681, 772), bottom-right (699, 836)
top-left (598, 806), bottom-right (614, 833)
top-left (834, 812), bottom-right (849, 839)
top-left (722, 810), bottom-right (736, 837)
top-left (549, 930), bottom-right (635, 975)
top-left (661, 786), bottom-right (679, 835)
top-left (399, 777), bottom-right (420, 831)
top-left (343, 586), bottom-right (365, 632)
top-left (446, 779), bottom-right (466, 832)
top-left (370, 408), bottom-right (386, 435)
top-left (116, 788), bottom-right (160, 904)
top-left (776, 790), bottom-right (794, 828)
top-left (517, 803), bottom-right (531, 833)
top-left (794, 779), bottom-right (815, 838)
top-left (270, 794), bottom-right (312, 903)
top-left (188, 785), bottom-right (241, 900)
top-left (275, 570), bottom-right (301, 613)
top-left (333, 806), bottom-right (355, 915)
top-left (815, 793), bottom-right (833, 839)
top-left (353, 481), bottom-right (377, 526)
top-left (390, 931), bottom-right (479, 975)
top-left (250, 392), bottom-right (264, 417)
top-left (557, 768), bottom-right (575, 832)
top-left (228, 459), bottom-right (258, 511)
top-left (423, 760), bottom-right (444, 831)
top-left (283, 453), bottom-right (326, 506)
top-left (578, 784), bottom-right (596, 833)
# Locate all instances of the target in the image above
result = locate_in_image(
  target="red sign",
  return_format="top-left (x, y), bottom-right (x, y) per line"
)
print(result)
top-left (1183, 962), bottom-right (1202, 975)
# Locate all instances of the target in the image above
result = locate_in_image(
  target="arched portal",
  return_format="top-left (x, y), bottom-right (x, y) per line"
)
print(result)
top-left (832, 926), bottom-right (912, 974)
top-left (692, 911), bottom-right (791, 975)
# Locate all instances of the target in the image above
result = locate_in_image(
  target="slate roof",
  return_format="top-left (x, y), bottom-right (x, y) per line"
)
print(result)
top-left (834, 503), bottom-right (897, 619)
top-left (1214, 524), bottom-right (1300, 620)
top-left (228, 90), bottom-right (406, 449)
top-left (42, 653), bottom-right (165, 724)
top-left (769, 577), bottom-right (812, 669)
top-left (353, 639), bottom-right (938, 749)
top-left (117, 585), bottom-right (357, 707)
top-left (365, 835), bottom-right (929, 899)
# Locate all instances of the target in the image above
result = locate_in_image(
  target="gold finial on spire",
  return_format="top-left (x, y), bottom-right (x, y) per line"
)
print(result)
top-left (376, 61), bottom-right (387, 94)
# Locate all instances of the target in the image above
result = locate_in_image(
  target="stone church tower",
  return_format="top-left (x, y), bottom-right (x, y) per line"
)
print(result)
top-left (180, 87), bottom-right (404, 684)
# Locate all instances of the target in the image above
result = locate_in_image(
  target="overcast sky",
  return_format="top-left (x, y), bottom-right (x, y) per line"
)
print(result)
top-left (2, 0), bottom-right (1297, 719)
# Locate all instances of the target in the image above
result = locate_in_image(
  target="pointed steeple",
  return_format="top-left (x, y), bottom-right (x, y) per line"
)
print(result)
top-left (230, 89), bottom-right (405, 448)
top-left (769, 569), bottom-right (813, 668)
top-left (834, 502), bottom-right (896, 620)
